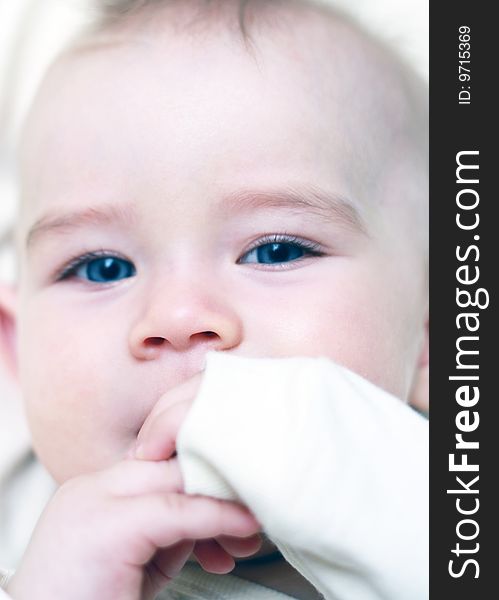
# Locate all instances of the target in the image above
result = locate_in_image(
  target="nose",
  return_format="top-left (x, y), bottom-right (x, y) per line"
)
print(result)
top-left (129, 278), bottom-right (243, 360)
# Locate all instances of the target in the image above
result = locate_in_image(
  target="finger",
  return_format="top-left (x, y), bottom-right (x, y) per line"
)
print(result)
top-left (142, 541), bottom-right (195, 600)
top-left (115, 494), bottom-right (260, 566)
top-left (147, 374), bottom-right (202, 421)
top-left (99, 459), bottom-right (184, 496)
top-left (135, 374), bottom-right (202, 461)
top-left (138, 373), bottom-right (202, 441)
top-left (193, 539), bottom-right (235, 574)
top-left (215, 533), bottom-right (263, 558)
top-left (150, 540), bottom-right (195, 580)
top-left (135, 401), bottom-right (191, 461)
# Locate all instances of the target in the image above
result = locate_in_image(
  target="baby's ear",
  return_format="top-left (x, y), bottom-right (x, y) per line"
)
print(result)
top-left (408, 317), bottom-right (429, 415)
top-left (0, 284), bottom-right (18, 380)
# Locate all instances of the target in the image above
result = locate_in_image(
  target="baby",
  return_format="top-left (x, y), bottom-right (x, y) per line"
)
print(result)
top-left (0, 0), bottom-right (428, 598)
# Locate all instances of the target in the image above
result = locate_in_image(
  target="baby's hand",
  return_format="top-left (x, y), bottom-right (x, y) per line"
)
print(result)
top-left (133, 373), bottom-right (202, 463)
top-left (7, 457), bottom-right (259, 600)
top-left (134, 373), bottom-right (263, 573)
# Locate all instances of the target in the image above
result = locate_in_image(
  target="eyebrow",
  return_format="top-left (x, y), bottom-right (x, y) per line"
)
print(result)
top-left (219, 187), bottom-right (368, 235)
top-left (26, 203), bottom-right (137, 249)
top-left (26, 186), bottom-right (367, 249)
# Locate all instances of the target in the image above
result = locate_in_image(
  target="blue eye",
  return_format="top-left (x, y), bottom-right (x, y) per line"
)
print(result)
top-left (58, 254), bottom-right (136, 283)
top-left (239, 236), bottom-right (323, 266)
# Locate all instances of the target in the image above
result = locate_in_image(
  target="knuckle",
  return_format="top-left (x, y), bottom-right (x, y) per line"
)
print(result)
top-left (161, 492), bottom-right (185, 514)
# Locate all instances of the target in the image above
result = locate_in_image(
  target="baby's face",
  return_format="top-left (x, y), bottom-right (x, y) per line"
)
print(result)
top-left (15, 12), bottom-right (427, 482)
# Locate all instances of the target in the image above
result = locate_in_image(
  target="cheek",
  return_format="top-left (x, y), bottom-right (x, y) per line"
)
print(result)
top-left (242, 269), bottom-right (418, 398)
top-left (17, 298), bottom-right (136, 481)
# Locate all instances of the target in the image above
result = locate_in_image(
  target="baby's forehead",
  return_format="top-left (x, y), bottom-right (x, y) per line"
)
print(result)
top-left (87, 0), bottom-right (405, 110)
top-left (23, 3), bottom-right (413, 166)
top-left (19, 0), bottom-right (426, 239)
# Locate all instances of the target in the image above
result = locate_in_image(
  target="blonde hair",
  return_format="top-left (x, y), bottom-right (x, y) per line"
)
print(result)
top-left (93, 0), bottom-right (257, 34)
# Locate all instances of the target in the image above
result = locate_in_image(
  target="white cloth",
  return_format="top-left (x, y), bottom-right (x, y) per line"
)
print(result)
top-left (177, 353), bottom-right (429, 600)
top-left (0, 379), bottom-right (56, 596)
top-left (159, 563), bottom-right (295, 599)
top-left (1, 354), bottom-right (428, 599)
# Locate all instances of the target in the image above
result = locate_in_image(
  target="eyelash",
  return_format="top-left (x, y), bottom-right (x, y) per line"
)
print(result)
top-left (238, 234), bottom-right (325, 264)
top-left (55, 250), bottom-right (126, 281)
top-left (54, 234), bottom-right (325, 282)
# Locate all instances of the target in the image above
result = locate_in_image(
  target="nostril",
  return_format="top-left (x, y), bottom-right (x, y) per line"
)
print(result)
top-left (140, 332), bottom-right (219, 353)
top-left (190, 331), bottom-right (219, 343)
top-left (145, 337), bottom-right (166, 346)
